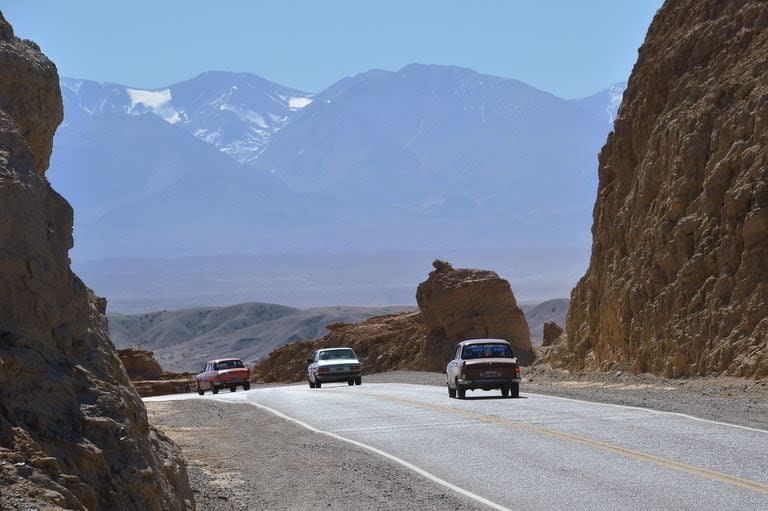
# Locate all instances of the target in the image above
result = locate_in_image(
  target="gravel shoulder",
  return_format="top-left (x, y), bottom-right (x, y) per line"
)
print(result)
top-left (146, 399), bottom-right (485, 511)
top-left (364, 369), bottom-right (768, 430)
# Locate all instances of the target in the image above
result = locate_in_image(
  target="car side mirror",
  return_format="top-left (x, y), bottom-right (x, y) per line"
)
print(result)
top-left (306, 359), bottom-right (313, 364)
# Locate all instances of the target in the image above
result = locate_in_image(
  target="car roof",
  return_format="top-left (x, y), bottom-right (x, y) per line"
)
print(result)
top-left (457, 339), bottom-right (510, 346)
top-left (208, 358), bottom-right (242, 363)
top-left (316, 347), bottom-right (353, 352)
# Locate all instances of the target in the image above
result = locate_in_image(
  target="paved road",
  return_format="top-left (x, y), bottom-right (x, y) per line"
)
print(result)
top-left (147, 383), bottom-right (768, 510)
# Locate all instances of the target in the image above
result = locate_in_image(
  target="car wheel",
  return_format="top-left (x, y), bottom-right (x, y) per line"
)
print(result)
top-left (355, 377), bottom-right (362, 386)
top-left (448, 386), bottom-right (456, 398)
top-left (243, 383), bottom-right (250, 391)
top-left (230, 385), bottom-right (237, 392)
top-left (511, 382), bottom-right (520, 398)
top-left (197, 384), bottom-right (204, 396)
top-left (309, 379), bottom-right (315, 388)
top-left (212, 385), bottom-right (219, 395)
top-left (501, 386), bottom-right (510, 398)
top-left (457, 386), bottom-right (466, 399)
top-left (348, 379), bottom-right (354, 386)
top-left (316, 381), bottom-right (322, 388)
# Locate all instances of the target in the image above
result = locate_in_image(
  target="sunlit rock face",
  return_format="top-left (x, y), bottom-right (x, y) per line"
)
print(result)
top-left (559, 0), bottom-right (768, 378)
top-left (0, 12), bottom-right (194, 510)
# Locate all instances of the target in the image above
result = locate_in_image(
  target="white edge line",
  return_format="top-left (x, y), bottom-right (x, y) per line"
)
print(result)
top-left (524, 391), bottom-right (768, 434)
top-left (244, 398), bottom-right (514, 511)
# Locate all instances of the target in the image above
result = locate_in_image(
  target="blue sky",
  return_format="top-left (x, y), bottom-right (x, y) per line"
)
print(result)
top-left (4, 1), bottom-right (662, 98)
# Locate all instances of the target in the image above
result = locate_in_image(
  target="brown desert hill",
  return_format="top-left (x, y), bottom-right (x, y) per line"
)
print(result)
top-left (253, 260), bottom-right (533, 382)
top-left (0, 13), bottom-right (194, 511)
top-left (552, 0), bottom-right (768, 378)
top-left (109, 303), bottom-right (415, 372)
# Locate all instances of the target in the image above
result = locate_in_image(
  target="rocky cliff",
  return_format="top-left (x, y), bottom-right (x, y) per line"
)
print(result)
top-left (253, 261), bottom-right (533, 382)
top-left (558, 0), bottom-right (768, 378)
top-left (0, 13), bottom-right (194, 510)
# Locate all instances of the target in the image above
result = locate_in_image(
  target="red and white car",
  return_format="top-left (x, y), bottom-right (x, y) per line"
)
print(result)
top-left (196, 358), bottom-right (251, 395)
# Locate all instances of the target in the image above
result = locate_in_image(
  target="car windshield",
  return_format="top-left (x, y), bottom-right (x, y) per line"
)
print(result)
top-left (319, 349), bottom-right (356, 361)
top-left (214, 360), bottom-right (244, 370)
top-left (462, 344), bottom-right (514, 359)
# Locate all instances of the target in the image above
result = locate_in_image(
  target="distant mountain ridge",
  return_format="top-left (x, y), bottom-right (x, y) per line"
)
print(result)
top-left (61, 72), bottom-right (313, 165)
top-left (53, 64), bottom-right (625, 263)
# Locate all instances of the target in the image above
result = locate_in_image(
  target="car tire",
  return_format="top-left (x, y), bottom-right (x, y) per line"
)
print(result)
top-left (511, 382), bottom-right (520, 398)
top-left (448, 386), bottom-right (456, 398)
top-left (457, 386), bottom-right (466, 399)
top-left (309, 380), bottom-right (315, 389)
top-left (501, 386), bottom-right (510, 398)
top-left (243, 383), bottom-right (250, 391)
top-left (355, 377), bottom-right (362, 386)
top-left (230, 385), bottom-right (237, 392)
top-left (212, 385), bottom-right (219, 395)
top-left (348, 379), bottom-right (354, 386)
top-left (197, 384), bottom-right (204, 396)
top-left (316, 381), bottom-right (322, 388)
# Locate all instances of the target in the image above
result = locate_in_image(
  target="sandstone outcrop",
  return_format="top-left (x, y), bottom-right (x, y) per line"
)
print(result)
top-left (416, 260), bottom-right (534, 364)
top-left (541, 321), bottom-right (564, 347)
top-left (119, 348), bottom-right (163, 380)
top-left (0, 12), bottom-right (194, 510)
top-left (558, 0), bottom-right (768, 378)
top-left (253, 261), bottom-right (534, 382)
top-left (252, 312), bottom-right (432, 382)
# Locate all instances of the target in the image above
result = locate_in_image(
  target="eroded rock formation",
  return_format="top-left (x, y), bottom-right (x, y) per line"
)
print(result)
top-left (558, 0), bottom-right (768, 378)
top-left (253, 261), bottom-right (534, 382)
top-left (417, 260), bottom-right (534, 364)
top-left (0, 13), bottom-right (194, 510)
top-left (541, 321), bottom-right (564, 347)
top-left (119, 348), bottom-right (163, 380)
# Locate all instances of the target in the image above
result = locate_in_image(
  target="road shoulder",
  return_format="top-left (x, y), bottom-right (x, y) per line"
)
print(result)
top-left (146, 399), bottom-right (486, 511)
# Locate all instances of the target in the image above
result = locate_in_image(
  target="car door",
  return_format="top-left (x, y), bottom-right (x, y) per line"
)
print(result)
top-left (203, 363), bottom-right (212, 390)
top-left (308, 352), bottom-right (318, 382)
top-left (447, 346), bottom-right (461, 384)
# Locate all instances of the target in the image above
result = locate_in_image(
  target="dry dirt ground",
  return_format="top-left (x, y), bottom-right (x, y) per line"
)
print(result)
top-left (146, 399), bottom-right (484, 511)
top-left (147, 368), bottom-right (768, 510)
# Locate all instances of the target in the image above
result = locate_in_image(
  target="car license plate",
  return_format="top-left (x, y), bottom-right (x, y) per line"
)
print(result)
top-left (482, 371), bottom-right (499, 378)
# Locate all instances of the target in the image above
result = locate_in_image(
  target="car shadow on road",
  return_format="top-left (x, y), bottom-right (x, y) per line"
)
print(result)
top-left (459, 395), bottom-right (529, 401)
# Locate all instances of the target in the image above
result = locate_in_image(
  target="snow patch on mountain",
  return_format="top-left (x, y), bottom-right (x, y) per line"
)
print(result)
top-left (125, 87), bottom-right (184, 124)
top-left (288, 96), bottom-right (313, 109)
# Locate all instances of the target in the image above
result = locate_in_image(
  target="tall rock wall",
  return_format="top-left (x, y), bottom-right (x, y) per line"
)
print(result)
top-left (0, 12), bottom-right (194, 510)
top-left (561, 0), bottom-right (768, 378)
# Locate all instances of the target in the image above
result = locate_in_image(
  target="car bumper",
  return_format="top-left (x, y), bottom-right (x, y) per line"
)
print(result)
top-left (316, 371), bottom-right (361, 383)
top-left (212, 379), bottom-right (250, 387)
top-left (457, 378), bottom-right (520, 389)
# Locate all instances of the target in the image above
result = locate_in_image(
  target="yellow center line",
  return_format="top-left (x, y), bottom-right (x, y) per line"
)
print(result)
top-left (350, 390), bottom-right (768, 495)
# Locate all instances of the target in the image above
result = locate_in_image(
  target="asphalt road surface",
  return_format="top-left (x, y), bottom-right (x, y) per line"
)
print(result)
top-left (147, 383), bottom-right (768, 510)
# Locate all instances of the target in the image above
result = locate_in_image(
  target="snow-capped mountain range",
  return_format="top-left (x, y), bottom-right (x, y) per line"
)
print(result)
top-left (52, 64), bottom-right (625, 262)
top-left (61, 71), bottom-right (314, 165)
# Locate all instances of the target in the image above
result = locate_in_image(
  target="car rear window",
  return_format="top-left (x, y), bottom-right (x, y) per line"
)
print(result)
top-left (318, 349), bottom-right (356, 360)
top-left (214, 360), bottom-right (244, 370)
top-left (462, 344), bottom-right (514, 359)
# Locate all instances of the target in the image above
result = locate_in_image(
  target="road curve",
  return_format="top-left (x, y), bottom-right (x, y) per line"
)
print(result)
top-left (147, 383), bottom-right (768, 510)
